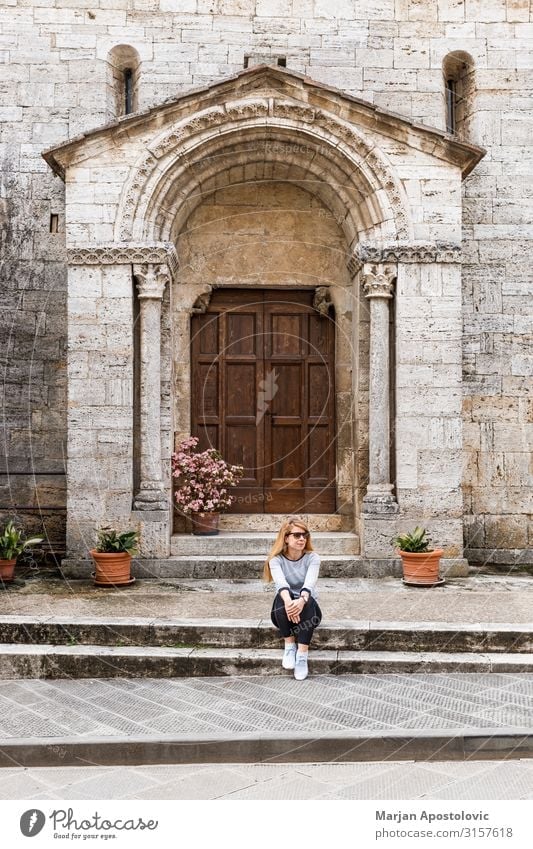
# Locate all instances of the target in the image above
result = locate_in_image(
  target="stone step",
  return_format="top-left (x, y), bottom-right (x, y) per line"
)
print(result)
top-left (2, 644), bottom-right (533, 679)
top-left (60, 555), bottom-right (404, 580)
top-left (170, 531), bottom-right (360, 556)
top-left (217, 514), bottom-right (345, 532)
top-left (2, 617), bottom-right (531, 653)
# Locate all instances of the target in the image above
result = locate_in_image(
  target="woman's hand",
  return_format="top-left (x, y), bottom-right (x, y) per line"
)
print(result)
top-left (285, 597), bottom-right (305, 623)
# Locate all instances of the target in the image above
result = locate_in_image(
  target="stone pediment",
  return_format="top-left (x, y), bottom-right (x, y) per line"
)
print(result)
top-left (43, 64), bottom-right (484, 180)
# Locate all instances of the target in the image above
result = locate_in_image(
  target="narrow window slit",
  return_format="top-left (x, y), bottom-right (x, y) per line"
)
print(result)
top-left (49, 214), bottom-right (59, 233)
top-left (446, 78), bottom-right (456, 134)
top-left (124, 68), bottom-right (133, 115)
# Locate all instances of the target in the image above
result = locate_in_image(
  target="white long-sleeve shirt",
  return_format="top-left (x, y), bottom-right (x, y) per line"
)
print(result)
top-left (269, 551), bottom-right (320, 599)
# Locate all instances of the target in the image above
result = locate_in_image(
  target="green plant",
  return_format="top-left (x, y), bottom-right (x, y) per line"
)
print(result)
top-left (392, 526), bottom-right (432, 553)
top-left (0, 521), bottom-right (43, 560)
top-left (95, 527), bottom-right (139, 555)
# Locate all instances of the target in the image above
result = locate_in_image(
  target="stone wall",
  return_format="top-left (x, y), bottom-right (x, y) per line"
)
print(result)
top-left (1, 0), bottom-right (532, 564)
top-left (66, 264), bottom-right (134, 556)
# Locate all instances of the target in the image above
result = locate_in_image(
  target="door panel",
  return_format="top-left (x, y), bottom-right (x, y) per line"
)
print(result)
top-left (190, 289), bottom-right (335, 513)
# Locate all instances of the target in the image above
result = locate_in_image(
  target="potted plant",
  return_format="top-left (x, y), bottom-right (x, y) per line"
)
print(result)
top-left (0, 520), bottom-right (43, 583)
top-left (90, 527), bottom-right (139, 586)
top-left (171, 437), bottom-right (244, 535)
top-left (392, 526), bottom-right (444, 587)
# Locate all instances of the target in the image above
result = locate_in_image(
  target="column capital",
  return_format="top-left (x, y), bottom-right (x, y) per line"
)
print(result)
top-left (133, 264), bottom-right (169, 300)
top-left (362, 263), bottom-right (396, 299)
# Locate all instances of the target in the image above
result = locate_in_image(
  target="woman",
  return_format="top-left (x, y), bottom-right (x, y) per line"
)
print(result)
top-left (264, 517), bottom-right (322, 681)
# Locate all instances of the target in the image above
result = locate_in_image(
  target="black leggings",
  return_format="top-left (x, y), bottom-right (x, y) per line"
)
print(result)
top-left (270, 590), bottom-right (322, 646)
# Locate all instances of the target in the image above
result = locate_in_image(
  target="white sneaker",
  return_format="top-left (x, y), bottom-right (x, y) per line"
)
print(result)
top-left (294, 652), bottom-right (309, 680)
top-left (282, 645), bottom-right (297, 670)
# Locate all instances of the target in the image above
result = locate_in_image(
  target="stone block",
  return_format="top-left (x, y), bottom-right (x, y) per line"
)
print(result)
top-left (132, 510), bottom-right (171, 558)
top-left (69, 378), bottom-right (106, 405)
top-left (485, 515), bottom-right (528, 550)
top-left (160, 0), bottom-right (197, 10)
top-left (361, 514), bottom-right (400, 558)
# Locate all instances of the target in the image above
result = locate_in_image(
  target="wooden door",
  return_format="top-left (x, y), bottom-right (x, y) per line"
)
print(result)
top-left (190, 289), bottom-right (335, 513)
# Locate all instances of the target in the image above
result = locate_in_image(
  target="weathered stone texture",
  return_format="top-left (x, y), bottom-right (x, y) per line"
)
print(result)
top-left (1, 0), bottom-right (531, 564)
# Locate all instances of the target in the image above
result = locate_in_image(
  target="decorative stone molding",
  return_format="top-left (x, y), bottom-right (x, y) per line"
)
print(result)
top-left (313, 286), bottom-right (333, 316)
top-left (347, 253), bottom-right (363, 279)
top-left (191, 288), bottom-right (213, 314)
top-left (351, 241), bottom-right (461, 270)
top-left (133, 264), bottom-right (169, 299)
top-left (273, 100), bottom-right (315, 122)
top-left (117, 97), bottom-right (411, 242)
top-left (225, 99), bottom-right (269, 121)
top-left (68, 242), bottom-right (180, 281)
top-left (362, 263), bottom-right (396, 299)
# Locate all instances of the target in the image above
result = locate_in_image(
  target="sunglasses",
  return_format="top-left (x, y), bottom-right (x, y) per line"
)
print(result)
top-left (287, 531), bottom-right (309, 540)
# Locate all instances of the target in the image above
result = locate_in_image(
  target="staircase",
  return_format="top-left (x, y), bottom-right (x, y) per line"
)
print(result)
top-left (163, 529), bottom-right (374, 580)
top-left (2, 602), bottom-right (532, 680)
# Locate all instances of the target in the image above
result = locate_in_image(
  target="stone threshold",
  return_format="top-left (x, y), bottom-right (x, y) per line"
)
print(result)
top-left (2, 644), bottom-right (533, 680)
top-left (216, 514), bottom-right (347, 532)
top-left (1, 728), bottom-right (532, 768)
top-left (170, 530), bottom-right (360, 555)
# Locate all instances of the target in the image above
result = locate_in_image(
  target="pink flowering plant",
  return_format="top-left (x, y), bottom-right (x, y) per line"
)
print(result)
top-left (171, 437), bottom-right (244, 515)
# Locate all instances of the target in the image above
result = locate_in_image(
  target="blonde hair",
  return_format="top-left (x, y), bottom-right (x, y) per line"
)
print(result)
top-left (263, 517), bottom-right (314, 582)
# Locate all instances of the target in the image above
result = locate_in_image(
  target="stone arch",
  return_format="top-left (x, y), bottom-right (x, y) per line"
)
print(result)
top-left (115, 98), bottom-right (412, 246)
top-left (113, 95), bottom-right (416, 532)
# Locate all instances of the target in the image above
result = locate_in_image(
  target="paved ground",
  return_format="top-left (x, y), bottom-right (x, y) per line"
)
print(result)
top-left (1, 759), bottom-right (533, 800)
top-left (0, 673), bottom-right (531, 739)
top-left (1, 575), bottom-right (531, 800)
top-left (1, 574), bottom-right (533, 623)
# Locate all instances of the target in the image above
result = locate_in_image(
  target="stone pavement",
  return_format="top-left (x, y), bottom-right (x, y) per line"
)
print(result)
top-left (1, 759), bottom-right (533, 800)
top-left (1, 573), bottom-right (533, 623)
top-left (0, 673), bottom-right (532, 768)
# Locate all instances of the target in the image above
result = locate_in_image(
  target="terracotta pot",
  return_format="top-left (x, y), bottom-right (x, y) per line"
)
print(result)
top-left (191, 512), bottom-right (220, 536)
top-left (0, 558), bottom-right (17, 582)
top-left (398, 548), bottom-right (444, 586)
top-left (90, 550), bottom-right (132, 586)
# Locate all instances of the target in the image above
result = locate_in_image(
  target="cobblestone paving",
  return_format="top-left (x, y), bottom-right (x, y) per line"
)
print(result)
top-left (1, 759), bottom-right (533, 800)
top-left (0, 673), bottom-right (532, 741)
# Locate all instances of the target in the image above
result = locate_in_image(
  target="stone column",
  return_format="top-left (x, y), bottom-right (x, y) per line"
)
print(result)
top-left (362, 261), bottom-right (398, 515)
top-left (133, 263), bottom-right (169, 511)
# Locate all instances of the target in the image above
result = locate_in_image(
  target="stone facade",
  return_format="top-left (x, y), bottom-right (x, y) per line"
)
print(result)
top-left (1, 0), bottom-right (531, 567)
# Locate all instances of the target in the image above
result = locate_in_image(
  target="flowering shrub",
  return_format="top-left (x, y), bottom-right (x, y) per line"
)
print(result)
top-left (171, 437), bottom-right (244, 514)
